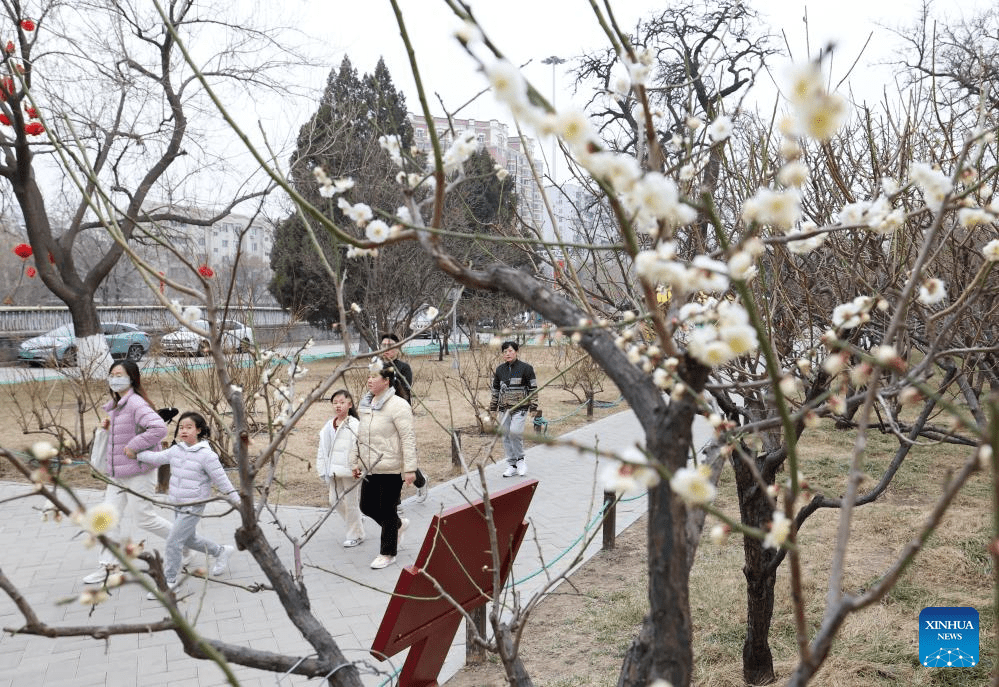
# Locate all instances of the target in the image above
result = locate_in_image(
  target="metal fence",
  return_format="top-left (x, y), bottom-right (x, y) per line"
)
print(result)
top-left (0, 306), bottom-right (296, 336)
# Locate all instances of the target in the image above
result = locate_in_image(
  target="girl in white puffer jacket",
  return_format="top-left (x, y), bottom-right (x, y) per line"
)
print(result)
top-left (128, 412), bottom-right (238, 595)
top-left (316, 389), bottom-right (365, 548)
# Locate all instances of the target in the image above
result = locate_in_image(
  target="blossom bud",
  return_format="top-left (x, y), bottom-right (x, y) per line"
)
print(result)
top-left (709, 524), bottom-right (730, 545)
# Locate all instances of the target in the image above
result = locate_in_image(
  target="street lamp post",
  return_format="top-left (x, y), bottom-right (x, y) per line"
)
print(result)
top-left (540, 55), bottom-right (565, 182)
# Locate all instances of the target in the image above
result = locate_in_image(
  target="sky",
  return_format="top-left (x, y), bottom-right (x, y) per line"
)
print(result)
top-left (244, 0), bottom-right (990, 181)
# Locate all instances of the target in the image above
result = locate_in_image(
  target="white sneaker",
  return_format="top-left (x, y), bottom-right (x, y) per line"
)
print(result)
top-left (502, 465), bottom-right (517, 478)
top-left (211, 545), bottom-right (234, 576)
top-left (82, 565), bottom-right (117, 585)
top-left (370, 554), bottom-right (396, 569)
top-left (398, 518), bottom-right (410, 550)
top-left (146, 578), bottom-right (180, 601)
top-left (516, 459), bottom-right (527, 476)
top-left (343, 537), bottom-right (364, 548)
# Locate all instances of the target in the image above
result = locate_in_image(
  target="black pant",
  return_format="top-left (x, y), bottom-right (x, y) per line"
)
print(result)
top-left (360, 473), bottom-right (404, 556)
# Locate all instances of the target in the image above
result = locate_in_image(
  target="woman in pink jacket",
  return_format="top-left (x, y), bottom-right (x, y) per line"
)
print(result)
top-left (82, 360), bottom-right (170, 585)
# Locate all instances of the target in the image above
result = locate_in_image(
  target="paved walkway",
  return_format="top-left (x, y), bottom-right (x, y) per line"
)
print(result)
top-left (0, 410), bottom-right (710, 686)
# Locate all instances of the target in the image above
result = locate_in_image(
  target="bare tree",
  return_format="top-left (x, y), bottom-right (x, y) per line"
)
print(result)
top-left (0, 0), bottom-right (291, 373)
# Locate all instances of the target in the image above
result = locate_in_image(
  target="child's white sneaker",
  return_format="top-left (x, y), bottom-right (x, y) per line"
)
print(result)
top-left (146, 578), bottom-right (180, 600)
top-left (211, 545), bottom-right (234, 576)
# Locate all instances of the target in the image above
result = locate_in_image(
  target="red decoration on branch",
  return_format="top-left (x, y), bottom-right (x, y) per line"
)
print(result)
top-left (47, 251), bottom-right (55, 264)
top-left (26, 266), bottom-right (36, 278)
top-left (197, 264), bottom-right (214, 278)
top-left (0, 114), bottom-right (9, 126)
top-left (20, 19), bottom-right (35, 32)
top-left (24, 122), bottom-right (43, 136)
top-left (4, 41), bottom-right (14, 54)
top-left (25, 107), bottom-right (37, 119)
top-left (2, 77), bottom-right (15, 94)
top-left (13, 243), bottom-right (32, 259)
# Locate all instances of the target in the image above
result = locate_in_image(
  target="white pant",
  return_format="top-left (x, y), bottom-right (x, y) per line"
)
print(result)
top-left (501, 410), bottom-right (527, 466)
top-left (98, 470), bottom-right (173, 566)
top-left (329, 475), bottom-right (365, 541)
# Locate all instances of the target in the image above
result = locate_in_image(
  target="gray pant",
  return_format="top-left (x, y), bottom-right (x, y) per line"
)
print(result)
top-left (500, 410), bottom-right (527, 466)
top-left (165, 504), bottom-right (222, 582)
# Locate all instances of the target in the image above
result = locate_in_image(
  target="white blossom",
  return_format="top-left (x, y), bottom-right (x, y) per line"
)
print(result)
top-left (670, 464), bottom-right (716, 506)
top-left (485, 60), bottom-right (528, 108)
top-left (909, 162), bottom-right (952, 206)
top-left (763, 511), bottom-right (791, 549)
top-left (707, 115), bottom-right (733, 142)
top-left (337, 198), bottom-right (374, 226)
top-left (918, 278), bottom-right (947, 306)
top-left (984, 239), bottom-right (999, 261)
top-left (742, 187), bottom-right (801, 230)
top-left (365, 219), bottom-right (391, 244)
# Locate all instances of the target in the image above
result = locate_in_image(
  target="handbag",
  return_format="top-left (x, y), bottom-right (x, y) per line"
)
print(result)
top-left (90, 427), bottom-right (108, 473)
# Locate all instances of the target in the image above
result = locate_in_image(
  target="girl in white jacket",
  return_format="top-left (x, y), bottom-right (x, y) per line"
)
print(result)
top-left (316, 389), bottom-right (365, 547)
top-left (129, 412), bottom-right (238, 596)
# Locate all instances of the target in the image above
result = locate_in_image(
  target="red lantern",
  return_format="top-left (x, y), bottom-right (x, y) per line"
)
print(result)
top-left (24, 122), bottom-right (44, 136)
top-left (13, 243), bottom-right (32, 259)
top-left (20, 19), bottom-right (35, 32)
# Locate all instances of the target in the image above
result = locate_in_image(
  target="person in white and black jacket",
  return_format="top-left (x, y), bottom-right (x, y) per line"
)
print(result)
top-left (489, 341), bottom-right (538, 477)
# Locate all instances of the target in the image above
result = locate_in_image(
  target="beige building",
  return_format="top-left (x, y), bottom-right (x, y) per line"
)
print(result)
top-left (409, 115), bottom-right (546, 230)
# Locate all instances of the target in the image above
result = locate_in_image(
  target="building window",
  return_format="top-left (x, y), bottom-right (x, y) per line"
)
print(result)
top-left (198, 238), bottom-right (205, 246)
top-left (222, 240), bottom-right (229, 248)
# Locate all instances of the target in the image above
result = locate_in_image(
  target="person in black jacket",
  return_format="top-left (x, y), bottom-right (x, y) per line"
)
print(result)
top-left (489, 341), bottom-right (538, 477)
top-left (380, 333), bottom-right (428, 501)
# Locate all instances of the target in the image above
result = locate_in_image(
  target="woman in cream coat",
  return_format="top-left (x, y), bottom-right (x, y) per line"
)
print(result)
top-left (316, 389), bottom-right (365, 548)
top-left (351, 365), bottom-right (417, 569)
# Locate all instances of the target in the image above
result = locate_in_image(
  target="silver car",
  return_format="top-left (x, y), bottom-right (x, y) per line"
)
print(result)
top-left (159, 319), bottom-right (255, 356)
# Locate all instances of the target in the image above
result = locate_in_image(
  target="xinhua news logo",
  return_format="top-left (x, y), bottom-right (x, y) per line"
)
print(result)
top-left (919, 607), bottom-right (979, 667)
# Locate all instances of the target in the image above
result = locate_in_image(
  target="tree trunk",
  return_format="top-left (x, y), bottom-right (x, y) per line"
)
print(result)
top-left (586, 391), bottom-right (594, 419)
top-left (732, 452), bottom-right (778, 685)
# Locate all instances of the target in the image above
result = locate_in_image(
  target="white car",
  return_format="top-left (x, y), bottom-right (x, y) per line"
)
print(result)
top-left (160, 319), bottom-right (254, 356)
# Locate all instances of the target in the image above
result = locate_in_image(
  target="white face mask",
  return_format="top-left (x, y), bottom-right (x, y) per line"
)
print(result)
top-left (108, 376), bottom-right (131, 393)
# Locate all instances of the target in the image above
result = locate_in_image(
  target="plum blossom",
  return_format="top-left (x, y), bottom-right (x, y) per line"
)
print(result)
top-left (555, 108), bottom-right (597, 150)
top-left (82, 503), bottom-right (118, 536)
top-left (909, 162), bottom-right (952, 206)
top-left (688, 255), bottom-right (730, 293)
top-left (378, 134), bottom-right (404, 167)
top-left (728, 250), bottom-right (757, 282)
top-left (763, 511), bottom-right (791, 549)
top-left (784, 221), bottom-right (827, 254)
top-left (442, 129), bottom-right (479, 173)
top-left (670, 464), bottom-right (716, 506)
top-left (365, 219), bottom-right (390, 244)
top-left (959, 207), bottom-right (994, 227)
top-left (707, 115), bottom-right (733, 142)
top-left (454, 20), bottom-right (482, 44)
top-left (622, 173), bottom-right (696, 229)
top-left (831, 295), bottom-right (873, 329)
top-left (983, 239), bottom-right (999, 261)
top-left (485, 60), bottom-right (528, 108)
top-left (918, 278), bottom-right (947, 306)
top-left (777, 160), bottom-right (809, 187)
top-left (337, 198), bottom-right (373, 226)
top-left (582, 151), bottom-right (641, 192)
top-left (742, 187), bottom-right (801, 230)
top-left (31, 441), bottom-right (58, 460)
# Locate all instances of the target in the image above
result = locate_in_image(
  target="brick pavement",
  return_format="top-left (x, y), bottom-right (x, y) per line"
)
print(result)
top-left (0, 409), bottom-right (708, 686)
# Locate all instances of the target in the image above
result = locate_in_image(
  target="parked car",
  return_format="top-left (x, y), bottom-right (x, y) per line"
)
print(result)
top-left (18, 322), bottom-right (150, 366)
top-left (159, 319), bottom-right (254, 356)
